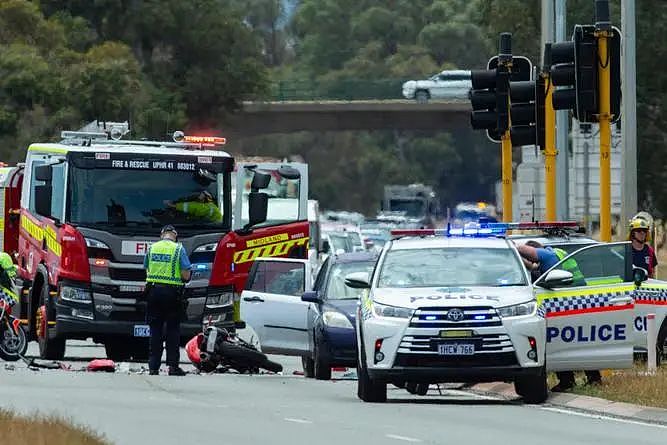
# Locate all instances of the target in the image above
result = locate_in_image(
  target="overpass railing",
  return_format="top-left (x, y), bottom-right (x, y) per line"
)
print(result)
top-left (265, 79), bottom-right (406, 101)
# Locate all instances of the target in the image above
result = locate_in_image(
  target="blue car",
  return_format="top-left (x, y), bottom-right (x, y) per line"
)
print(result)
top-left (301, 251), bottom-right (378, 380)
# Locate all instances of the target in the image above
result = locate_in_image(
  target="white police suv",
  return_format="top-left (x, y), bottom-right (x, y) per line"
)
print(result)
top-left (345, 227), bottom-right (549, 403)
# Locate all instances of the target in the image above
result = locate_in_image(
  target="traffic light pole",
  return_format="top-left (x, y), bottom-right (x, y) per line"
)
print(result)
top-left (596, 2), bottom-right (612, 242)
top-left (597, 30), bottom-right (612, 242)
top-left (544, 75), bottom-right (557, 220)
top-left (501, 130), bottom-right (513, 221)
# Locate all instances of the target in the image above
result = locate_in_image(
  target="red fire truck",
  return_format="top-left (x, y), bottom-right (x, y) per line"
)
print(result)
top-left (0, 124), bottom-right (309, 361)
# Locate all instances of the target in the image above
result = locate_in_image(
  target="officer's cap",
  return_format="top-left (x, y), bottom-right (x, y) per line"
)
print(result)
top-left (161, 225), bottom-right (178, 237)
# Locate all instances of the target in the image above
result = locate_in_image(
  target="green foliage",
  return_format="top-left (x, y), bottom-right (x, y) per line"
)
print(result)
top-left (0, 0), bottom-right (267, 162)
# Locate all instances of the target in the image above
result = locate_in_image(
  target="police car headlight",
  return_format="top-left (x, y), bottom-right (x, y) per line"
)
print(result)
top-left (322, 311), bottom-right (353, 329)
top-left (496, 300), bottom-right (537, 318)
top-left (60, 286), bottom-right (92, 304)
top-left (373, 302), bottom-right (414, 319)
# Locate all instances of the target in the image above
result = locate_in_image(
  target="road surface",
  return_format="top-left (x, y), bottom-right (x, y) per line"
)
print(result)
top-left (0, 341), bottom-right (664, 445)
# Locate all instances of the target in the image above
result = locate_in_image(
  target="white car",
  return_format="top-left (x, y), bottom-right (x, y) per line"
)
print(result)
top-left (347, 230), bottom-right (640, 404)
top-left (402, 70), bottom-right (471, 103)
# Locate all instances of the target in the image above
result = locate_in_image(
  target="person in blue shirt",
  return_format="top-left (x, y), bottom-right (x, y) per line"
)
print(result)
top-left (143, 225), bottom-right (192, 376)
top-left (516, 240), bottom-right (560, 281)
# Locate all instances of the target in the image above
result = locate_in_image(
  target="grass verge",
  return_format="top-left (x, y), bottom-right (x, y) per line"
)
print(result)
top-left (0, 409), bottom-right (110, 445)
top-left (548, 366), bottom-right (667, 409)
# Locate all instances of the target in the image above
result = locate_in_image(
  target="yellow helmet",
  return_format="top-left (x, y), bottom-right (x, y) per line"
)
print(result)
top-left (628, 218), bottom-right (651, 241)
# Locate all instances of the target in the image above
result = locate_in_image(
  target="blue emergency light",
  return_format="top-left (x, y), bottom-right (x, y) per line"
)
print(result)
top-left (390, 221), bottom-right (580, 239)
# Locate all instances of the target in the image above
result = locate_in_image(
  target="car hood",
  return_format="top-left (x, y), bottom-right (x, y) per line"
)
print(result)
top-left (372, 286), bottom-right (533, 309)
top-left (322, 299), bottom-right (359, 322)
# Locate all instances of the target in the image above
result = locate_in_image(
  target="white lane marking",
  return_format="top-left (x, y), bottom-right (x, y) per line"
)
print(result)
top-left (541, 407), bottom-right (667, 429)
top-left (284, 418), bottom-right (313, 424)
top-left (385, 434), bottom-right (422, 442)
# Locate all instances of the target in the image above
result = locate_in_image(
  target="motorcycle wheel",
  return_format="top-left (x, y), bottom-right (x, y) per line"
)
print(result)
top-left (220, 342), bottom-right (283, 373)
top-left (0, 321), bottom-right (27, 361)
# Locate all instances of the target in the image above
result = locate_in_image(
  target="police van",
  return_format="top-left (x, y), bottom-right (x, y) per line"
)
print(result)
top-left (345, 223), bottom-right (667, 404)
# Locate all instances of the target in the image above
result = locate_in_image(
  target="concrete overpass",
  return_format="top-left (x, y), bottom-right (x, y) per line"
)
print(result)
top-left (222, 100), bottom-right (471, 138)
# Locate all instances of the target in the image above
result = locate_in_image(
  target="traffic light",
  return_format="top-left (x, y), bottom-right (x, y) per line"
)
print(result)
top-left (550, 25), bottom-right (597, 122)
top-left (469, 56), bottom-right (533, 142)
top-left (469, 65), bottom-right (509, 141)
top-left (508, 75), bottom-right (546, 148)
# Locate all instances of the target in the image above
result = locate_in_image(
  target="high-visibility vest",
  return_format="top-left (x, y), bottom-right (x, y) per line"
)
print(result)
top-left (145, 240), bottom-right (183, 286)
top-left (554, 247), bottom-right (585, 283)
top-left (0, 285), bottom-right (18, 306)
top-left (174, 201), bottom-right (222, 222)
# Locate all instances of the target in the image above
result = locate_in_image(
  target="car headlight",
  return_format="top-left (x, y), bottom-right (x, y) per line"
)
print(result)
top-left (206, 292), bottom-right (234, 309)
top-left (194, 243), bottom-right (218, 253)
top-left (322, 311), bottom-right (353, 329)
top-left (496, 300), bottom-right (537, 318)
top-left (85, 238), bottom-right (110, 249)
top-left (60, 286), bottom-right (92, 304)
top-left (373, 302), bottom-right (414, 319)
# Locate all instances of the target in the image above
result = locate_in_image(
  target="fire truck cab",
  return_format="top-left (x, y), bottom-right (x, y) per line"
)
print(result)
top-left (3, 125), bottom-right (309, 361)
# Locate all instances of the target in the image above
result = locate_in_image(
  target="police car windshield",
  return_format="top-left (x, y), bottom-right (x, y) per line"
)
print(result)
top-left (68, 167), bottom-right (227, 231)
top-left (377, 247), bottom-right (526, 288)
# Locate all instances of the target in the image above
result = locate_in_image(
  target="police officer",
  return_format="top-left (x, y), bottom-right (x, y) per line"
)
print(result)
top-left (143, 225), bottom-right (192, 376)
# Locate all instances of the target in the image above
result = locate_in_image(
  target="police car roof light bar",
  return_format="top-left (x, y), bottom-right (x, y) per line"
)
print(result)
top-left (390, 226), bottom-right (507, 239)
top-left (479, 221), bottom-right (581, 231)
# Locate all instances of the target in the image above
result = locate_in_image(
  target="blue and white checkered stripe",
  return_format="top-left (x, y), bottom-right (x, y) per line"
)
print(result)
top-left (635, 287), bottom-right (667, 303)
top-left (540, 290), bottom-right (629, 315)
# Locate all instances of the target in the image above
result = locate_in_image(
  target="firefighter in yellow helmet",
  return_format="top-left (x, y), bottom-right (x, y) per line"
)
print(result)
top-left (628, 218), bottom-right (658, 278)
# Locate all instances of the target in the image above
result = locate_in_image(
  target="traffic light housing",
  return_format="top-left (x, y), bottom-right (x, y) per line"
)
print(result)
top-left (508, 74), bottom-right (546, 148)
top-left (550, 25), bottom-right (621, 123)
top-left (550, 25), bottom-right (597, 121)
top-left (469, 56), bottom-right (533, 143)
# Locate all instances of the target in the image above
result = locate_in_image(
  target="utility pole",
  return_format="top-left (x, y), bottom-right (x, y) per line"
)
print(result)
top-left (541, 0), bottom-right (555, 65)
top-left (543, 45), bottom-right (557, 220)
top-left (541, 0), bottom-right (557, 220)
top-left (555, 0), bottom-right (569, 220)
top-left (596, 0), bottom-right (613, 242)
top-left (621, 0), bottom-right (638, 227)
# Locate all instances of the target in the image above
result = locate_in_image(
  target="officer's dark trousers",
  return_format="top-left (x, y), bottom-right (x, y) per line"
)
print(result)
top-left (146, 284), bottom-right (182, 371)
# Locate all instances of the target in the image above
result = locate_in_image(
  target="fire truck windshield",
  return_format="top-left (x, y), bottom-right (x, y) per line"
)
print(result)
top-left (68, 167), bottom-right (229, 232)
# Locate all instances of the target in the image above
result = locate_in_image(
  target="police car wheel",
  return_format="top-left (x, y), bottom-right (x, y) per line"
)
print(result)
top-left (357, 331), bottom-right (386, 403)
top-left (657, 322), bottom-right (667, 366)
top-left (514, 366), bottom-right (548, 404)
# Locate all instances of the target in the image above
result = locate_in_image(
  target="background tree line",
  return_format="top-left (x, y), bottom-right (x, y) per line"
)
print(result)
top-left (0, 1), bottom-right (664, 217)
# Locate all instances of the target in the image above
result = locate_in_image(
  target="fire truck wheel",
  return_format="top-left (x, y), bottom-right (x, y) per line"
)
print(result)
top-left (37, 280), bottom-right (66, 361)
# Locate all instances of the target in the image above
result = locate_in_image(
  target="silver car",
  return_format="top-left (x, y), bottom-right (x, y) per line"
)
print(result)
top-left (402, 70), bottom-right (471, 103)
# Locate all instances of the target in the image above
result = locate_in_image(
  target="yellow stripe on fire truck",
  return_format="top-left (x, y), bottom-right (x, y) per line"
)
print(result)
top-left (233, 236), bottom-right (309, 264)
top-left (20, 215), bottom-right (62, 256)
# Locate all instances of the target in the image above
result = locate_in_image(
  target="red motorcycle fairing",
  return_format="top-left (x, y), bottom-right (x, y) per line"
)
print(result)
top-left (186, 333), bottom-right (204, 365)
